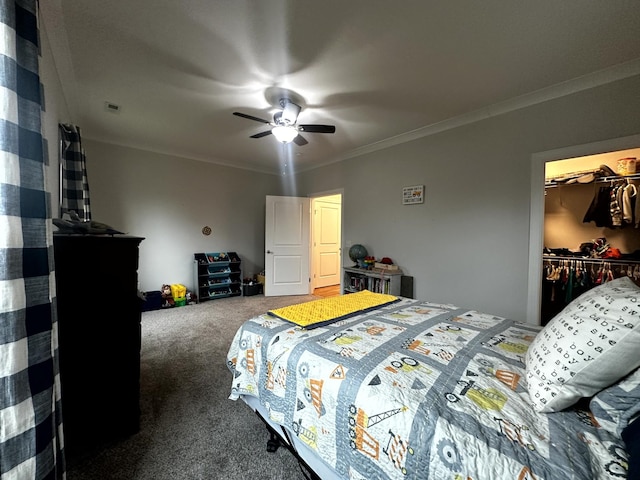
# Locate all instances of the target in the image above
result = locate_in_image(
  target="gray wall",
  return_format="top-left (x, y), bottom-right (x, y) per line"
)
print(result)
top-left (83, 140), bottom-right (282, 291)
top-left (296, 75), bottom-right (640, 321)
top-left (40, 14), bottom-right (71, 214)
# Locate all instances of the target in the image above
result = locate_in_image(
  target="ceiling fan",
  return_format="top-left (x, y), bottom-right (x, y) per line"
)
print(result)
top-left (233, 99), bottom-right (335, 146)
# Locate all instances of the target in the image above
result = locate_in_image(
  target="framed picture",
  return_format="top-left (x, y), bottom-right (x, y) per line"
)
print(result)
top-left (402, 185), bottom-right (424, 205)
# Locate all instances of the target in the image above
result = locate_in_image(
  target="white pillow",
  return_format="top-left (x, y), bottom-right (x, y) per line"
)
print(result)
top-left (526, 276), bottom-right (640, 413)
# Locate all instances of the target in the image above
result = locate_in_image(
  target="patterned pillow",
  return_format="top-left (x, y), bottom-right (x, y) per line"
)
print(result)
top-left (590, 367), bottom-right (640, 436)
top-left (525, 276), bottom-right (640, 413)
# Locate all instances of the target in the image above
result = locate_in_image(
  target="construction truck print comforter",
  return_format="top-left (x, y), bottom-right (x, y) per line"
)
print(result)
top-left (226, 297), bottom-right (627, 479)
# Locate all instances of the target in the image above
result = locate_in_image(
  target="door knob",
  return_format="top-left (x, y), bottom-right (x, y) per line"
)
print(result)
top-left (266, 250), bottom-right (273, 254)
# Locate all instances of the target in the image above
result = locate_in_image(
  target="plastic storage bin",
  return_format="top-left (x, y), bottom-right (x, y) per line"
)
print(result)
top-left (242, 283), bottom-right (263, 296)
top-left (141, 290), bottom-right (162, 312)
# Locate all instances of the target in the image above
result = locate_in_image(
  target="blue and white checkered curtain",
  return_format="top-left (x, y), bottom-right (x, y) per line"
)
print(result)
top-left (0, 0), bottom-right (66, 479)
top-left (59, 124), bottom-right (90, 221)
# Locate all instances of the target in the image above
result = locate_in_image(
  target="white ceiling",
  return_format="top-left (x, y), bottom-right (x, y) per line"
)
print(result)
top-left (42, 1), bottom-right (640, 175)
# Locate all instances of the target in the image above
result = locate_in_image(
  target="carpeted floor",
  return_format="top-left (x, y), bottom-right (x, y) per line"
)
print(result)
top-left (65, 294), bottom-right (319, 480)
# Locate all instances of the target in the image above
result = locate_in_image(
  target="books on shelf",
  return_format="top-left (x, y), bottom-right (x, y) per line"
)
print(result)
top-left (347, 273), bottom-right (393, 294)
top-left (343, 266), bottom-right (402, 296)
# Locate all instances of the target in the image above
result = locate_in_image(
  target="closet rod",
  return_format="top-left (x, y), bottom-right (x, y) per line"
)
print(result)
top-left (542, 254), bottom-right (640, 265)
top-left (545, 173), bottom-right (640, 189)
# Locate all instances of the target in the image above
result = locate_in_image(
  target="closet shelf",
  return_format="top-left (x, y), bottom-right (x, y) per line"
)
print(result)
top-left (545, 173), bottom-right (640, 189)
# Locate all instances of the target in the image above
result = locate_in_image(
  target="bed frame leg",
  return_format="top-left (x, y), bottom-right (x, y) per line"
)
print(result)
top-left (266, 429), bottom-right (281, 452)
top-left (255, 411), bottom-right (322, 480)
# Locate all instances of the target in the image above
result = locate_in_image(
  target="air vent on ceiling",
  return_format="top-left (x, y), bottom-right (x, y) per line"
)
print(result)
top-left (104, 101), bottom-right (121, 113)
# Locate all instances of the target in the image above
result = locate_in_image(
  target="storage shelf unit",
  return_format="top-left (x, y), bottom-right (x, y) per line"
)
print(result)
top-left (343, 266), bottom-right (402, 295)
top-left (194, 252), bottom-right (242, 301)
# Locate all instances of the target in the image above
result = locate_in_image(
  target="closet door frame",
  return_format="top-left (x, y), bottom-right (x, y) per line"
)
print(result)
top-left (527, 133), bottom-right (640, 325)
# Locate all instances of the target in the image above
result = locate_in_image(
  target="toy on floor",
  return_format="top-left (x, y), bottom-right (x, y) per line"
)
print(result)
top-left (161, 284), bottom-right (175, 307)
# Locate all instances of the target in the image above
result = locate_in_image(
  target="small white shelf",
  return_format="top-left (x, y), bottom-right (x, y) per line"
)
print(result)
top-left (342, 266), bottom-right (402, 295)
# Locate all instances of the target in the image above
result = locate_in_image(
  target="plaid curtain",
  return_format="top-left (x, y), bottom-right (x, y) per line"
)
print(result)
top-left (59, 124), bottom-right (90, 221)
top-left (0, 0), bottom-right (66, 479)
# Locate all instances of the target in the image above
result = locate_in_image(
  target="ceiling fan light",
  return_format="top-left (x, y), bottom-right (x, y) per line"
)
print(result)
top-left (272, 125), bottom-right (298, 143)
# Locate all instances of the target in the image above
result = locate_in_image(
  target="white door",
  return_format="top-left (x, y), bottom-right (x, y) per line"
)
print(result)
top-left (312, 196), bottom-right (342, 288)
top-left (264, 195), bottom-right (311, 296)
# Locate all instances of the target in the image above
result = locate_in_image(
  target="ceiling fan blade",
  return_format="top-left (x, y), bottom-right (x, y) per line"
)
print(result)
top-left (293, 134), bottom-right (308, 146)
top-left (250, 130), bottom-right (273, 139)
top-left (233, 112), bottom-right (271, 124)
top-left (298, 124), bottom-right (336, 134)
top-left (281, 101), bottom-right (301, 124)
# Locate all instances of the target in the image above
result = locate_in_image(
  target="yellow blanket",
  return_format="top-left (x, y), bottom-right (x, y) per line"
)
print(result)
top-left (268, 289), bottom-right (399, 329)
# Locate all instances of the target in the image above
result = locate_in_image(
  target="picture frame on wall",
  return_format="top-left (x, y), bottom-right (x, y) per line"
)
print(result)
top-left (402, 185), bottom-right (424, 205)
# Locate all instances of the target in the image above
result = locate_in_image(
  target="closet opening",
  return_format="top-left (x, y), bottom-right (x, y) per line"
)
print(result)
top-left (527, 134), bottom-right (640, 326)
top-left (541, 147), bottom-right (640, 324)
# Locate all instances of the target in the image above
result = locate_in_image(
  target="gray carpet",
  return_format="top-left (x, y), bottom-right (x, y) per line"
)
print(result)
top-left (66, 294), bottom-right (319, 480)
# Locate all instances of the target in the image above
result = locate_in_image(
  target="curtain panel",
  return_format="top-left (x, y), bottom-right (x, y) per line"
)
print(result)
top-left (0, 0), bottom-right (65, 479)
top-left (59, 124), bottom-right (90, 221)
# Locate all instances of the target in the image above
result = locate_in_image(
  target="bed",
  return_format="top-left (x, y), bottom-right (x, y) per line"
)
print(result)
top-left (226, 278), bottom-right (640, 479)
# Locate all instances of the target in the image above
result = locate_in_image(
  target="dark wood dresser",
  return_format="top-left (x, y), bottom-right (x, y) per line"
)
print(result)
top-left (53, 234), bottom-right (144, 461)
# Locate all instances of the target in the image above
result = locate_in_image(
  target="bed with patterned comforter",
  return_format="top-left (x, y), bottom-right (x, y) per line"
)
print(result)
top-left (226, 296), bottom-right (629, 480)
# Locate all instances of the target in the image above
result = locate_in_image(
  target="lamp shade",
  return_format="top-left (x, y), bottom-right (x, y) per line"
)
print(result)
top-left (272, 125), bottom-right (298, 143)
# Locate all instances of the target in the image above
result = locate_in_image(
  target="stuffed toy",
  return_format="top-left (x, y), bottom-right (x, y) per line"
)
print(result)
top-left (186, 291), bottom-right (197, 304)
top-left (161, 284), bottom-right (175, 307)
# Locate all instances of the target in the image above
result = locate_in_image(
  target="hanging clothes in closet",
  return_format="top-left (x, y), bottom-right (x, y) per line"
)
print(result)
top-left (583, 180), bottom-right (638, 228)
top-left (540, 256), bottom-right (640, 325)
top-left (583, 185), bottom-right (614, 227)
top-left (623, 181), bottom-right (638, 226)
top-left (542, 259), bottom-right (593, 321)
